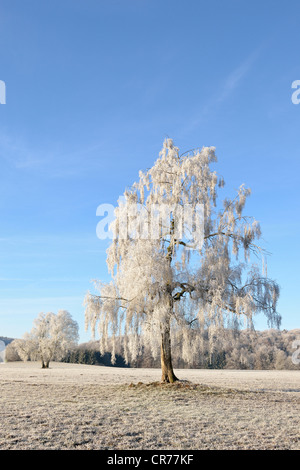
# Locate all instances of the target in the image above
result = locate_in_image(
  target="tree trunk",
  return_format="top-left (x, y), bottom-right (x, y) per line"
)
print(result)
top-left (160, 326), bottom-right (178, 383)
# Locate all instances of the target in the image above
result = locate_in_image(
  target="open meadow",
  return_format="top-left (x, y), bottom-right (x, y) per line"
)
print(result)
top-left (0, 362), bottom-right (299, 450)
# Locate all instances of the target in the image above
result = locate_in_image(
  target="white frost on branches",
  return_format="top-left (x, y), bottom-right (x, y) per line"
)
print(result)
top-left (84, 139), bottom-right (280, 365)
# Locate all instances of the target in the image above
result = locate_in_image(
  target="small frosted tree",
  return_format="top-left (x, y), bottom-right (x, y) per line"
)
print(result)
top-left (84, 138), bottom-right (280, 382)
top-left (14, 310), bottom-right (79, 368)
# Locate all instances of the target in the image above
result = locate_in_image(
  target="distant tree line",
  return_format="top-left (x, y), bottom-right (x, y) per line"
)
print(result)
top-left (57, 328), bottom-right (300, 370)
top-left (5, 328), bottom-right (300, 370)
top-left (169, 328), bottom-right (300, 370)
top-left (61, 346), bottom-right (128, 368)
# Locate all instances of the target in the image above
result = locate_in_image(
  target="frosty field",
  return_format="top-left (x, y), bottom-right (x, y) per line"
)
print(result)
top-left (0, 362), bottom-right (299, 450)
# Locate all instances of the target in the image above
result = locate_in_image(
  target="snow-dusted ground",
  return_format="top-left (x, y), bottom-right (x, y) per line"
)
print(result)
top-left (0, 362), bottom-right (299, 450)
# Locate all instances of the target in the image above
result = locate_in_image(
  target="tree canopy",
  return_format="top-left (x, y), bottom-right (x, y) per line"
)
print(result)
top-left (14, 310), bottom-right (79, 368)
top-left (85, 139), bottom-right (281, 382)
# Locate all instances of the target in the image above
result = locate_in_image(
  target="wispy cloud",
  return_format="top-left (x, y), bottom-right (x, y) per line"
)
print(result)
top-left (180, 48), bottom-right (261, 137)
top-left (215, 51), bottom-right (258, 105)
top-left (0, 296), bottom-right (84, 319)
top-left (0, 130), bottom-right (43, 169)
top-left (0, 129), bottom-right (110, 177)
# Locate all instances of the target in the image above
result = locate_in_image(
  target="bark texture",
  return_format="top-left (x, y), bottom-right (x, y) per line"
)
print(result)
top-left (160, 326), bottom-right (178, 383)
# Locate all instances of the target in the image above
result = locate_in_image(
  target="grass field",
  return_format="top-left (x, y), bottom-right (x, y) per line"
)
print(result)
top-left (0, 362), bottom-right (299, 450)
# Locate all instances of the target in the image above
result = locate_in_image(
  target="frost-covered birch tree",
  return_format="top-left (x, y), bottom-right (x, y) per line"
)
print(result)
top-left (85, 138), bottom-right (280, 382)
top-left (14, 310), bottom-right (79, 368)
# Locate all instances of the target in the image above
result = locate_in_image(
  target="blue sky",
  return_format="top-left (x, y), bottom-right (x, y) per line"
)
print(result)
top-left (0, 0), bottom-right (299, 342)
